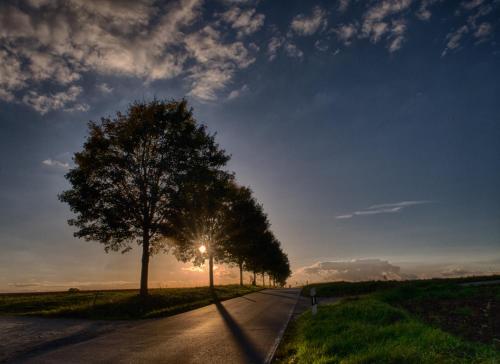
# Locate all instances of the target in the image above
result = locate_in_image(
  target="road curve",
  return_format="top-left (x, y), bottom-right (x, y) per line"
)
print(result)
top-left (14, 288), bottom-right (300, 364)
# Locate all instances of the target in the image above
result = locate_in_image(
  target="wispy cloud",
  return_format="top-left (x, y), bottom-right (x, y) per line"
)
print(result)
top-left (42, 158), bottom-right (70, 169)
top-left (290, 6), bottom-right (327, 36)
top-left (336, 200), bottom-right (433, 219)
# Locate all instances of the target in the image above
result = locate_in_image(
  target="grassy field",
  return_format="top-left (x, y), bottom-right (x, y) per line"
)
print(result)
top-left (0, 285), bottom-right (262, 320)
top-left (275, 276), bottom-right (500, 363)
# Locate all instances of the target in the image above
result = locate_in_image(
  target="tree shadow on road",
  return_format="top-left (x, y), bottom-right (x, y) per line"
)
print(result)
top-left (211, 289), bottom-right (264, 363)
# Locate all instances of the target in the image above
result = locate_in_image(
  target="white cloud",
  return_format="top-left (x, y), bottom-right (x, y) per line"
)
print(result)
top-left (388, 18), bottom-right (407, 52)
top-left (22, 86), bottom-right (83, 115)
top-left (42, 158), bottom-right (70, 169)
top-left (336, 200), bottom-right (433, 219)
top-left (442, 1), bottom-right (496, 55)
top-left (267, 36), bottom-right (284, 61)
top-left (227, 84), bottom-right (249, 100)
top-left (474, 22), bottom-right (492, 38)
top-left (416, 0), bottom-right (442, 21)
top-left (284, 43), bottom-right (304, 59)
top-left (338, 0), bottom-right (351, 12)
top-left (361, 0), bottom-right (413, 51)
top-left (462, 0), bottom-right (484, 10)
top-left (442, 25), bottom-right (469, 56)
top-left (290, 6), bottom-right (327, 36)
top-left (185, 25), bottom-right (254, 101)
top-left (266, 34), bottom-right (304, 60)
top-left (97, 83), bottom-right (113, 94)
top-left (314, 39), bottom-right (329, 52)
top-left (335, 23), bottom-right (358, 45)
top-left (292, 258), bottom-right (500, 284)
top-left (293, 259), bottom-right (403, 283)
top-left (220, 6), bottom-right (265, 37)
top-left (0, 0), bottom-right (257, 113)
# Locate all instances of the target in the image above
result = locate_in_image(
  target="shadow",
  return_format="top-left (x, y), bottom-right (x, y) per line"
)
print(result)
top-left (255, 291), bottom-right (298, 301)
top-left (239, 295), bottom-right (257, 303)
top-left (211, 289), bottom-right (264, 363)
top-left (6, 325), bottom-right (116, 363)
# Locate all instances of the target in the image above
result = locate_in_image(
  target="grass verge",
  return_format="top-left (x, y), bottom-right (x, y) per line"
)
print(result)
top-left (275, 276), bottom-right (500, 363)
top-left (0, 284), bottom-right (262, 320)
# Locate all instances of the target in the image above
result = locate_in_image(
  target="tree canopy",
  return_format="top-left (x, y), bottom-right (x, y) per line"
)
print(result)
top-left (60, 99), bottom-right (291, 295)
top-left (60, 99), bottom-right (228, 296)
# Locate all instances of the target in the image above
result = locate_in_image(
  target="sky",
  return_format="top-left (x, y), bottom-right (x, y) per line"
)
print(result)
top-left (1, 0), bottom-right (499, 291)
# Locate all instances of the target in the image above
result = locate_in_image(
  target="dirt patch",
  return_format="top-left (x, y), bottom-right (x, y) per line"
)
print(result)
top-left (401, 293), bottom-right (500, 348)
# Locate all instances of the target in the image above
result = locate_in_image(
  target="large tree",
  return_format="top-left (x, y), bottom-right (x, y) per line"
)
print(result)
top-left (59, 99), bottom-right (229, 296)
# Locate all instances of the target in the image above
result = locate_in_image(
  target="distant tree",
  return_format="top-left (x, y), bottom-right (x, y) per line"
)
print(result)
top-left (222, 185), bottom-right (270, 286)
top-left (59, 100), bottom-right (229, 297)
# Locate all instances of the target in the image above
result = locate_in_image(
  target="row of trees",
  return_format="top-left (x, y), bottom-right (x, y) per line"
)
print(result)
top-left (60, 99), bottom-right (291, 296)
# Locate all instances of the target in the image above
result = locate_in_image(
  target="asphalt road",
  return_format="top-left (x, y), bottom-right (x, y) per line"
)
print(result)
top-left (12, 288), bottom-right (300, 364)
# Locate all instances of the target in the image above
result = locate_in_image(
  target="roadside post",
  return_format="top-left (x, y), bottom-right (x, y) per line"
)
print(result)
top-left (310, 287), bottom-right (317, 315)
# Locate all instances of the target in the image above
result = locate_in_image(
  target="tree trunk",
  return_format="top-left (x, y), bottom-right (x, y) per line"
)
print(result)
top-left (239, 261), bottom-right (243, 286)
top-left (140, 233), bottom-right (150, 297)
top-left (209, 253), bottom-right (214, 288)
top-left (252, 271), bottom-right (256, 286)
top-left (262, 273), bottom-right (265, 287)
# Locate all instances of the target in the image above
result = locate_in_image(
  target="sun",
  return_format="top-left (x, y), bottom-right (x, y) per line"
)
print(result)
top-left (198, 245), bottom-right (207, 254)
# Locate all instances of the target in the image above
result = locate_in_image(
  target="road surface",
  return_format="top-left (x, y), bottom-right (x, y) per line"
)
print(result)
top-left (6, 288), bottom-right (300, 364)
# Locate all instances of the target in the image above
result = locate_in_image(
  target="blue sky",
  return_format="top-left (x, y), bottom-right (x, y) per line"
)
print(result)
top-left (1, 0), bottom-right (499, 290)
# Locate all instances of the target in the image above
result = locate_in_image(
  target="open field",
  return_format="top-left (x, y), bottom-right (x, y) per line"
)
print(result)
top-left (275, 276), bottom-right (500, 363)
top-left (0, 285), bottom-right (262, 320)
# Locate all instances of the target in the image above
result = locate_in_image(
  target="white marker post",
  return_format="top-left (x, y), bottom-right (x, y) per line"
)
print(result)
top-left (310, 287), bottom-right (317, 315)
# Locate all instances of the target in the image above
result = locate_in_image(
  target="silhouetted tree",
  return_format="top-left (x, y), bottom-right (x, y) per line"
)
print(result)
top-left (222, 185), bottom-right (270, 286)
top-left (59, 99), bottom-right (229, 297)
top-left (167, 170), bottom-right (235, 288)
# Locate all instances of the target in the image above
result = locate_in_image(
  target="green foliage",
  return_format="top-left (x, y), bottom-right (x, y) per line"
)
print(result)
top-left (0, 285), bottom-right (262, 320)
top-left (274, 297), bottom-right (500, 364)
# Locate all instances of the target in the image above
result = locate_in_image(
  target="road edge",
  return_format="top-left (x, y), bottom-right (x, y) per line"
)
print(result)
top-left (264, 289), bottom-right (301, 364)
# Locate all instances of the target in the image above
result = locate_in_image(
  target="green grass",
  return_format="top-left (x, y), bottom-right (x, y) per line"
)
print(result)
top-left (0, 284), bottom-right (262, 320)
top-left (275, 297), bottom-right (499, 364)
top-left (276, 276), bottom-right (500, 363)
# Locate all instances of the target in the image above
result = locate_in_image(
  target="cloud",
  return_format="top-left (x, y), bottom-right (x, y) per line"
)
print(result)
top-left (293, 259), bottom-right (403, 283)
top-left (292, 258), bottom-right (500, 284)
top-left (23, 86), bottom-right (84, 115)
top-left (97, 83), bottom-right (113, 94)
top-left (388, 18), bottom-right (407, 52)
top-left (416, 0), bottom-right (442, 21)
top-left (462, 0), bottom-right (485, 10)
top-left (336, 200), bottom-right (433, 219)
top-left (361, 0), bottom-right (412, 50)
top-left (284, 43), bottom-right (304, 59)
top-left (335, 23), bottom-right (358, 45)
top-left (185, 24), bottom-right (254, 101)
top-left (266, 34), bottom-right (304, 60)
top-left (314, 39), bottom-right (329, 52)
top-left (0, 0), bottom-right (258, 113)
top-left (442, 25), bottom-right (469, 56)
top-left (227, 84), bottom-right (249, 100)
top-left (42, 158), bottom-right (70, 169)
top-left (474, 22), bottom-right (492, 39)
top-left (338, 0), bottom-right (351, 12)
top-left (267, 36), bottom-right (285, 61)
top-left (442, 1), bottom-right (496, 55)
top-left (290, 6), bottom-right (327, 36)
top-left (220, 6), bottom-right (265, 37)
